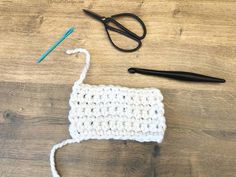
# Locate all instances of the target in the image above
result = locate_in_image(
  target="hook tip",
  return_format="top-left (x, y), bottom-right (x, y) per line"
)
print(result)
top-left (128, 68), bottom-right (136, 74)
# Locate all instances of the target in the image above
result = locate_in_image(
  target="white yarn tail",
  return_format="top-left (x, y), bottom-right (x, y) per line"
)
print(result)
top-left (50, 139), bottom-right (80, 177)
top-left (66, 48), bottom-right (90, 84)
top-left (50, 48), bottom-right (88, 177)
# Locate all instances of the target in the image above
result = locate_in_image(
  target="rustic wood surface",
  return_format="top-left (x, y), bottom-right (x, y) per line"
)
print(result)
top-left (0, 0), bottom-right (236, 177)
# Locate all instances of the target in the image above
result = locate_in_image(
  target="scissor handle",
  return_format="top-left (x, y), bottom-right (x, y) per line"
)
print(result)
top-left (110, 13), bottom-right (147, 40)
top-left (103, 13), bottom-right (146, 52)
top-left (105, 25), bottom-right (142, 52)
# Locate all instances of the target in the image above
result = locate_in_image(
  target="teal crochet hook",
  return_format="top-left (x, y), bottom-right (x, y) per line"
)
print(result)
top-left (36, 27), bottom-right (74, 63)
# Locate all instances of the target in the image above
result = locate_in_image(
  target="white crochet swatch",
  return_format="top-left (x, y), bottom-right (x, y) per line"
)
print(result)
top-left (50, 48), bottom-right (166, 177)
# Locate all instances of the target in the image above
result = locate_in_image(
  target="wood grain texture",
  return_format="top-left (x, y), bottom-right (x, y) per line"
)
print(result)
top-left (0, 0), bottom-right (236, 177)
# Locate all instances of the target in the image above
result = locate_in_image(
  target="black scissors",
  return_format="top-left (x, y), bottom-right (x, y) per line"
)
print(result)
top-left (83, 9), bottom-right (147, 52)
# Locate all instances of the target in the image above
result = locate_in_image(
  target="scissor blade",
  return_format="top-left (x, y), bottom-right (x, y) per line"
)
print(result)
top-left (83, 9), bottom-right (104, 21)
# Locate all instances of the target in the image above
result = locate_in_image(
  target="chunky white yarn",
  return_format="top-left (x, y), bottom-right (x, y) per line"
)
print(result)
top-left (50, 48), bottom-right (166, 177)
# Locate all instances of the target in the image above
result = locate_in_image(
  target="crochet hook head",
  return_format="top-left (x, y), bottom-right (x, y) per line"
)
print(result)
top-left (128, 67), bottom-right (226, 83)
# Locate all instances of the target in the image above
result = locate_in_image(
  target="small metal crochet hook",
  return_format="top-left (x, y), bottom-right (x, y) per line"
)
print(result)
top-left (128, 67), bottom-right (225, 83)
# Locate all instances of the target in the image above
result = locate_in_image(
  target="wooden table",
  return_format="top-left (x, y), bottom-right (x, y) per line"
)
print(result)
top-left (0, 0), bottom-right (235, 177)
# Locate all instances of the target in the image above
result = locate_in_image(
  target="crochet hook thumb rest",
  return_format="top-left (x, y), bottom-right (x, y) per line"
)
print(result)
top-left (128, 68), bottom-right (225, 83)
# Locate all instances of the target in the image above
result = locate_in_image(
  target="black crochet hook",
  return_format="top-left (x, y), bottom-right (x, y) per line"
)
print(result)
top-left (128, 67), bottom-right (225, 83)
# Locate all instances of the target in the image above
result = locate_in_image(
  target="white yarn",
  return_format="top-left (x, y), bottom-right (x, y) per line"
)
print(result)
top-left (50, 139), bottom-right (79, 177)
top-left (66, 48), bottom-right (90, 84)
top-left (50, 48), bottom-right (166, 177)
top-left (69, 84), bottom-right (166, 143)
